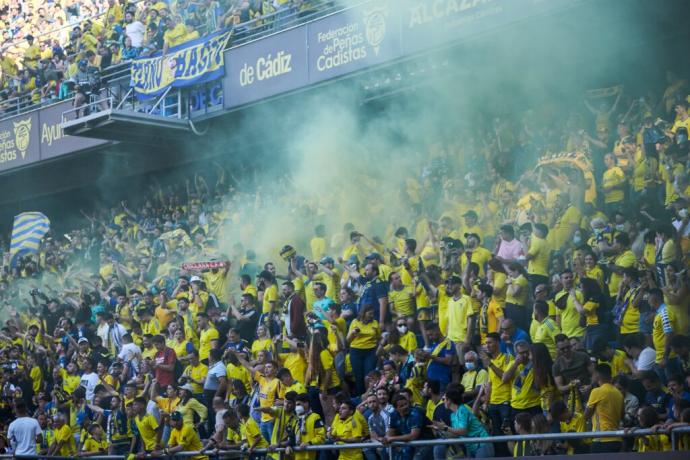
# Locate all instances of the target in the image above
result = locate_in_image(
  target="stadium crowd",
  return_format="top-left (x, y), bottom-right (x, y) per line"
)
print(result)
top-left (1, 66), bottom-right (690, 459)
top-left (0, 0), bottom-right (327, 113)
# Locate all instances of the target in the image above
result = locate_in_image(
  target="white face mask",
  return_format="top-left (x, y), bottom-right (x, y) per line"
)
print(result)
top-left (294, 405), bottom-right (305, 416)
top-left (465, 362), bottom-right (476, 371)
top-left (397, 325), bottom-right (407, 334)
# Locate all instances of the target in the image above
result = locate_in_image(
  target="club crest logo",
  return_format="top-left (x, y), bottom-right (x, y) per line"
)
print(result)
top-left (364, 3), bottom-right (389, 56)
top-left (13, 118), bottom-right (32, 158)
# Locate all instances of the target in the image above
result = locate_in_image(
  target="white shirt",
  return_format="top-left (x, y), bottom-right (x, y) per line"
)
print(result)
top-left (80, 372), bottom-right (100, 403)
top-left (118, 342), bottom-right (141, 375)
top-left (635, 347), bottom-right (656, 371)
top-left (8, 417), bottom-right (42, 455)
top-left (125, 21), bottom-right (146, 48)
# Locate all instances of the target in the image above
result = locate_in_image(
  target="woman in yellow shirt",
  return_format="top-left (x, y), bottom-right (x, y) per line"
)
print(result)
top-left (583, 253), bottom-right (606, 292)
top-left (251, 325), bottom-right (273, 359)
top-left (505, 262), bottom-right (530, 332)
top-left (347, 305), bottom-right (380, 396)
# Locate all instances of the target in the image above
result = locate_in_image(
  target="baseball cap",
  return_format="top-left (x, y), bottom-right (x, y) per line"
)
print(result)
top-left (464, 232), bottom-right (481, 242)
top-left (190, 275), bottom-right (202, 283)
top-left (180, 383), bottom-right (194, 392)
top-left (78, 337), bottom-right (89, 344)
top-left (320, 256), bottom-right (334, 265)
top-left (365, 252), bottom-right (382, 261)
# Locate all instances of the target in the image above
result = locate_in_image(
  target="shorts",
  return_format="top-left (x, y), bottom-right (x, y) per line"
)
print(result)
top-left (417, 305), bottom-right (437, 322)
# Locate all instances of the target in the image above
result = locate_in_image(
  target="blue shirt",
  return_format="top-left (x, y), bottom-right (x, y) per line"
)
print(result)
top-left (450, 405), bottom-right (488, 455)
top-left (389, 407), bottom-right (429, 438)
top-left (358, 278), bottom-right (387, 310)
top-left (426, 340), bottom-right (455, 384)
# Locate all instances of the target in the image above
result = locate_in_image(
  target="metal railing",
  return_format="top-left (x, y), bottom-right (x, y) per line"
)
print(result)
top-left (2, 426), bottom-right (689, 459)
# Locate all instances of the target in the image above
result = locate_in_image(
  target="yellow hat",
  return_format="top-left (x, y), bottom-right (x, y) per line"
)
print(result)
top-left (153, 2), bottom-right (168, 11)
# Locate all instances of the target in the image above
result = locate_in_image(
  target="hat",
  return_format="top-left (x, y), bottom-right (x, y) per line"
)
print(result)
top-left (190, 275), bottom-right (202, 283)
top-left (445, 275), bottom-right (463, 285)
top-left (347, 254), bottom-right (359, 265)
top-left (365, 252), bottom-right (382, 261)
top-left (464, 232), bottom-right (481, 242)
top-left (320, 256), bottom-right (334, 265)
top-left (463, 210), bottom-right (478, 219)
top-left (78, 337), bottom-right (89, 344)
top-left (170, 411), bottom-right (183, 421)
top-left (26, 34), bottom-right (33, 41)
top-left (180, 383), bottom-right (194, 392)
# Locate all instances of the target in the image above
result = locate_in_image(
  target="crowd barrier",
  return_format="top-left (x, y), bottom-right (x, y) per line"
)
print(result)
top-left (2, 426), bottom-right (689, 459)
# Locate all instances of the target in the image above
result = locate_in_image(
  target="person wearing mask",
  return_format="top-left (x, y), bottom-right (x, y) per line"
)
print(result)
top-left (287, 393), bottom-right (325, 460)
top-left (585, 364), bottom-right (624, 453)
top-left (460, 351), bottom-right (488, 403)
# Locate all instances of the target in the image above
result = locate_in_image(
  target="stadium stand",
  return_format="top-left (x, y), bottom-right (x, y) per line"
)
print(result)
top-left (0, 0), bottom-right (335, 117)
top-left (0, 1), bottom-right (689, 459)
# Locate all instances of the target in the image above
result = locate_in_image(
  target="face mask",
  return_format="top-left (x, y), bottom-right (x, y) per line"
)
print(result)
top-left (465, 362), bottom-right (476, 371)
top-left (615, 224), bottom-right (625, 231)
top-left (397, 325), bottom-right (407, 334)
top-left (572, 236), bottom-right (582, 246)
top-left (294, 405), bottom-right (305, 416)
top-left (593, 228), bottom-right (603, 236)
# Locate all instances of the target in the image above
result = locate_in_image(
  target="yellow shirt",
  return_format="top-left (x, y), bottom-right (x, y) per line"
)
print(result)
top-left (587, 383), bottom-right (623, 442)
top-left (134, 414), bottom-right (160, 451)
top-left (242, 417), bottom-right (268, 448)
top-left (330, 415), bottom-right (364, 460)
top-left (399, 331), bottom-right (418, 353)
top-left (620, 286), bottom-right (641, 335)
top-left (460, 369), bottom-right (488, 392)
top-left (251, 338), bottom-right (273, 358)
top-left (583, 300), bottom-right (599, 326)
top-left (389, 285), bottom-right (416, 317)
top-left (169, 424), bottom-right (206, 460)
top-left (55, 424), bottom-right (76, 456)
top-left (255, 373), bottom-right (281, 422)
top-left (533, 318), bottom-right (561, 358)
top-left (636, 434), bottom-right (671, 452)
top-left (488, 353), bottom-right (513, 404)
top-left (602, 166), bottom-right (626, 203)
top-left (511, 364), bottom-right (541, 410)
top-left (446, 295), bottom-right (474, 342)
top-left (555, 290), bottom-right (585, 338)
top-left (183, 363), bottom-right (208, 394)
top-left (599, 349), bottom-right (632, 376)
top-left (164, 23), bottom-right (188, 47)
top-left (262, 284), bottom-right (279, 314)
top-left (437, 287), bottom-right (450, 338)
top-left (203, 270), bottom-right (229, 303)
top-left (82, 437), bottom-right (108, 453)
top-left (61, 370), bottom-right (81, 395)
top-left (527, 236), bottom-right (549, 277)
top-left (30, 366), bottom-right (42, 393)
top-left (310, 237), bottom-right (327, 261)
top-left (348, 319), bottom-right (380, 349)
top-left (608, 250), bottom-right (636, 296)
top-left (279, 351), bottom-right (307, 384)
top-left (505, 275), bottom-right (528, 306)
top-left (652, 306), bottom-right (677, 363)
top-left (226, 362), bottom-right (252, 394)
top-left (199, 326), bottom-right (219, 361)
top-left (550, 205), bottom-right (582, 249)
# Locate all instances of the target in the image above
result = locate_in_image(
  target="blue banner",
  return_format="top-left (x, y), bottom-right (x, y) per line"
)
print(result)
top-left (130, 30), bottom-right (232, 98)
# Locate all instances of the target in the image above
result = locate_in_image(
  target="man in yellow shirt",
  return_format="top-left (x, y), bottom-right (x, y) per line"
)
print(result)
top-left (444, 275), bottom-right (475, 356)
top-left (202, 261), bottom-right (230, 304)
top-left (479, 332), bottom-right (513, 456)
top-left (503, 340), bottom-right (542, 415)
top-left (259, 270), bottom-right (279, 315)
top-left (133, 397), bottom-right (162, 454)
top-left (388, 271), bottom-right (416, 319)
top-left (554, 270), bottom-right (585, 341)
top-left (649, 288), bottom-right (678, 366)
top-left (197, 312), bottom-right (219, 363)
top-left (525, 223), bottom-right (550, 289)
top-left (607, 233), bottom-right (636, 304)
top-left (48, 413), bottom-right (74, 456)
top-left (585, 364), bottom-right (623, 453)
top-left (601, 153), bottom-right (626, 215)
top-left (23, 35), bottom-right (41, 71)
top-left (532, 301), bottom-right (561, 358)
top-left (155, 411), bottom-right (207, 460)
top-left (162, 16), bottom-right (188, 54)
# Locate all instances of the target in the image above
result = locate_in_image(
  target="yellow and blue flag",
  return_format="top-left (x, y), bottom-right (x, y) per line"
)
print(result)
top-left (10, 212), bottom-right (50, 263)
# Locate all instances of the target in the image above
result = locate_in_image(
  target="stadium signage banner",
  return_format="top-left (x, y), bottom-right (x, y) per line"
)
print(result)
top-left (306, 1), bottom-right (402, 83)
top-left (400, 0), bottom-right (578, 54)
top-left (130, 30), bottom-right (232, 98)
top-left (224, 26), bottom-right (308, 107)
top-left (39, 101), bottom-right (108, 159)
top-left (0, 112), bottom-right (40, 172)
top-left (223, 0), bottom-right (577, 108)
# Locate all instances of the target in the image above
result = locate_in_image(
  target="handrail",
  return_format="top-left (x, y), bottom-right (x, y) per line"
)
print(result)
top-left (0, 426), bottom-right (688, 458)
